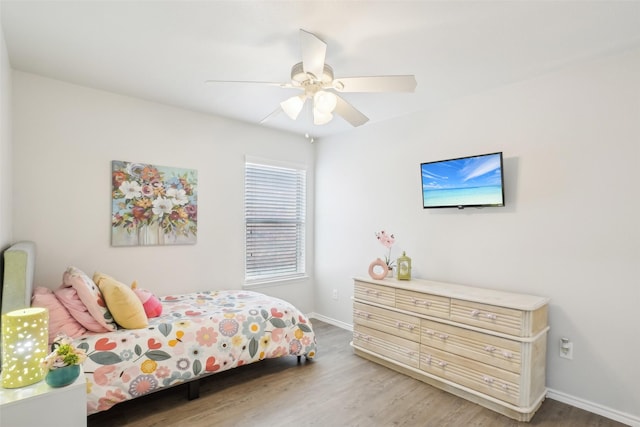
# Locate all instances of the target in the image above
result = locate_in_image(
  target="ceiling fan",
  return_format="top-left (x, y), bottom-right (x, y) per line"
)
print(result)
top-left (206, 29), bottom-right (417, 127)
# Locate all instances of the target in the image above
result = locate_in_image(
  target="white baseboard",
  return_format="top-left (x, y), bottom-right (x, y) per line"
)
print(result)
top-left (547, 388), bottom-right (639, 427)
top-left (307, 312), bottom-right (352, 331)
top-left (308, 313), bottom-right (639, 427)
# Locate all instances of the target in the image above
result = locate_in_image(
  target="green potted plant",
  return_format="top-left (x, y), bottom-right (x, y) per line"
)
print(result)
top-left (41, 336), bottom-right (87, 387)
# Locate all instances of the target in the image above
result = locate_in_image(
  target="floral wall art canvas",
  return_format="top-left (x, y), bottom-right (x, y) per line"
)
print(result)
top-left (111, 161), bottom-right (198, 246)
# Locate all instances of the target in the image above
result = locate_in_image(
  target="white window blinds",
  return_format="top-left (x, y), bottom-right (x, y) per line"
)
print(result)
top-left (244, 160), bottom-right (306, 282)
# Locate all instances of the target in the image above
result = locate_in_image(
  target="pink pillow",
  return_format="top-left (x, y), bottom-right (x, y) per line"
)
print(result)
top-left (54, 286), bottom-right (109, 332)
top-left (131, 281), bottom-right (163, 318)
top-left (31, 287), bottom-right (87, 343)
top-left (59, 267), bottom-right (117, 332)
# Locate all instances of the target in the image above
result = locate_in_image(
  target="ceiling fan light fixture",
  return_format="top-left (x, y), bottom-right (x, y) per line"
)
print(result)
top-left (313, 108), bottom-right (333, 125)
top-left (280, 95), bottom-right (305, 120)
top-left (313, 90), bottom-right (337, 114)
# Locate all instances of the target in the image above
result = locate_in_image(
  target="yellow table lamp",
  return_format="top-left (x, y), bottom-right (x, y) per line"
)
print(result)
top-left (1, 307), bottom-right (48, 388)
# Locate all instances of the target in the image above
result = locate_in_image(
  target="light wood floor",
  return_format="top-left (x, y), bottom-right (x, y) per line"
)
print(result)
top-left (88, 321), bottom-right (627, 427)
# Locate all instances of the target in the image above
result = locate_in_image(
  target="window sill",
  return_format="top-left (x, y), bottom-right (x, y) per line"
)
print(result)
top-left (243, 274), bottom-right (310, 290)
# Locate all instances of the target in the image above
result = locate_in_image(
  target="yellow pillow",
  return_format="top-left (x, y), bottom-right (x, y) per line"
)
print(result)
top-left (93, 272), bottom-right (148, 329)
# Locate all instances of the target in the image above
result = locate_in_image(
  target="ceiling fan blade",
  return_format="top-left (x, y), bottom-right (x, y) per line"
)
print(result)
top-left (300, 29), bottom-right (327, 81)
top-left (334, 75), bottom-right (417, 93)
top-left (280, 95), bottom-right (307, 120)
top-left (333, 94), bottom-right (369, 127)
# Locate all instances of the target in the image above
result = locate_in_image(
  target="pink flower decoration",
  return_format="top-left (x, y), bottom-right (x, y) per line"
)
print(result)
top-left (271, 328), bottom-right (284, 342)
top-left (196, 326), bottom-right (218, 347)
top-left (376, 230), bottom-right (395, 248)
top-left (375, 230), bottom-right (396, 267)
top-left (93, 365), bottom-right (118, 386)
top-left (97, 389), bottom-right (127, 412)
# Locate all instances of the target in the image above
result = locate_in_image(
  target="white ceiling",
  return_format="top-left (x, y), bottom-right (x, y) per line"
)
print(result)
top-left (2, 1), bottom-right (640, 140)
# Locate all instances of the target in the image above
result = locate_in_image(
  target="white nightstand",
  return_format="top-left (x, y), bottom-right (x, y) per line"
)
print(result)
top-left (0, 373), bottom-right (87, 427)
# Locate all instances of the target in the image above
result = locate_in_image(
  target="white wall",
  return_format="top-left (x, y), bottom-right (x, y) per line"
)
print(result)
top-left (315, 49), bottom-right (640, 422)
top-left (11, 72), bottom-right (315, 312)
top-left (8, 43), bottom-right (639, 423)
top-left (0, 18), bottom-right (12, 249)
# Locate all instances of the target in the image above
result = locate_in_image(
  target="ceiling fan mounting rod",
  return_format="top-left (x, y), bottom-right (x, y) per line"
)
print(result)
top-left (301, 81), bottom-right (324, 97)
top-left (291, 62), bottom-right (334, 85)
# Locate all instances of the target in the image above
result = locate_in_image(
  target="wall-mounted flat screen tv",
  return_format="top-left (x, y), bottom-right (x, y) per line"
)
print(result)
top-left (421, 152), bottom-right (505, 209)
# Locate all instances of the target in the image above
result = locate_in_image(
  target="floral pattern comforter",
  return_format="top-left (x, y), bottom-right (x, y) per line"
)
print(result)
top-left (76, 290), bottom-right (317, 415)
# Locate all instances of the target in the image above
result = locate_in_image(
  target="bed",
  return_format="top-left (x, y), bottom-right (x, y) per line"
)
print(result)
top-left (0, 241), bottom-right (317, 415)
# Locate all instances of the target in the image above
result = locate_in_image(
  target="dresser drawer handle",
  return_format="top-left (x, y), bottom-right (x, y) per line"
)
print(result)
top-left (355, 310), bottom-right (371, 319)
top-left (483, 376), bottom-right (509, 391)
top-left (411, 297), bottom-right (431, 307)
top-left (484, 346), bottom-right (512, 358)
top-left (396, 321), bottom-right (416, 331)
top-left (366, 289), bottom-right (381, 297)
top-left (425, 355), bottom-right (432, 364)
top-left (425, 330), bottom-right (448, 340)
top-left (438, 361), bottom-right (448, 368)
top-left (354, 332), bottom-right (372, 341)
top-left (471, 310), bottom-right (497, 320)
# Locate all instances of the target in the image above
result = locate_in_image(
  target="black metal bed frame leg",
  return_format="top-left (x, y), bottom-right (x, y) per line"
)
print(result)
top-left (297, 355), bottom-right (301, 363)
top-left (188, 380), bottom-right (200, 400)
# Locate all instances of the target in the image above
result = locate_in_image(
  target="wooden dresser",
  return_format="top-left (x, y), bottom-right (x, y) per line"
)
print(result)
top-left (352, 277), bottom-right (549, 422)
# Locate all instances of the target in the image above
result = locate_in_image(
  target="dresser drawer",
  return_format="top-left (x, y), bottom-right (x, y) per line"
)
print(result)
top-left (396, 289), bottom-right (450, 319)
top-left (451, 299), bottom-right (524, 336)
top-left (419, 345), bottom-right (521, 405)
top-left (354, 281), bottom-right (395, 306)
top-left (420, 319), bottom-right (521, 373)
top-left (354, 302), bottom-right (420, 342)
top-left (354, 325), bottom-right (420, 368)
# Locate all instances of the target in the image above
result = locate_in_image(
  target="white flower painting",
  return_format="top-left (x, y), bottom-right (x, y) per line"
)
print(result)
top-left (111, 161), bottom-right (198, 246)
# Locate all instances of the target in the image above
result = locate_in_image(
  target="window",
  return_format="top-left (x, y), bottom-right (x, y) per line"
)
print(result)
top-left (244, 159), bottom-right (306, 283)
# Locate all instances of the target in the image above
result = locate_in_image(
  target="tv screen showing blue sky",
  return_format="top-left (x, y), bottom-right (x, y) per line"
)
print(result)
top-left (421, 153), bottom-right (503, 207)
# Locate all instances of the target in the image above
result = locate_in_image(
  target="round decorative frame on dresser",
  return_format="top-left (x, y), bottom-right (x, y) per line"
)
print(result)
top-left (368, 258), bottom-right (388, 280)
